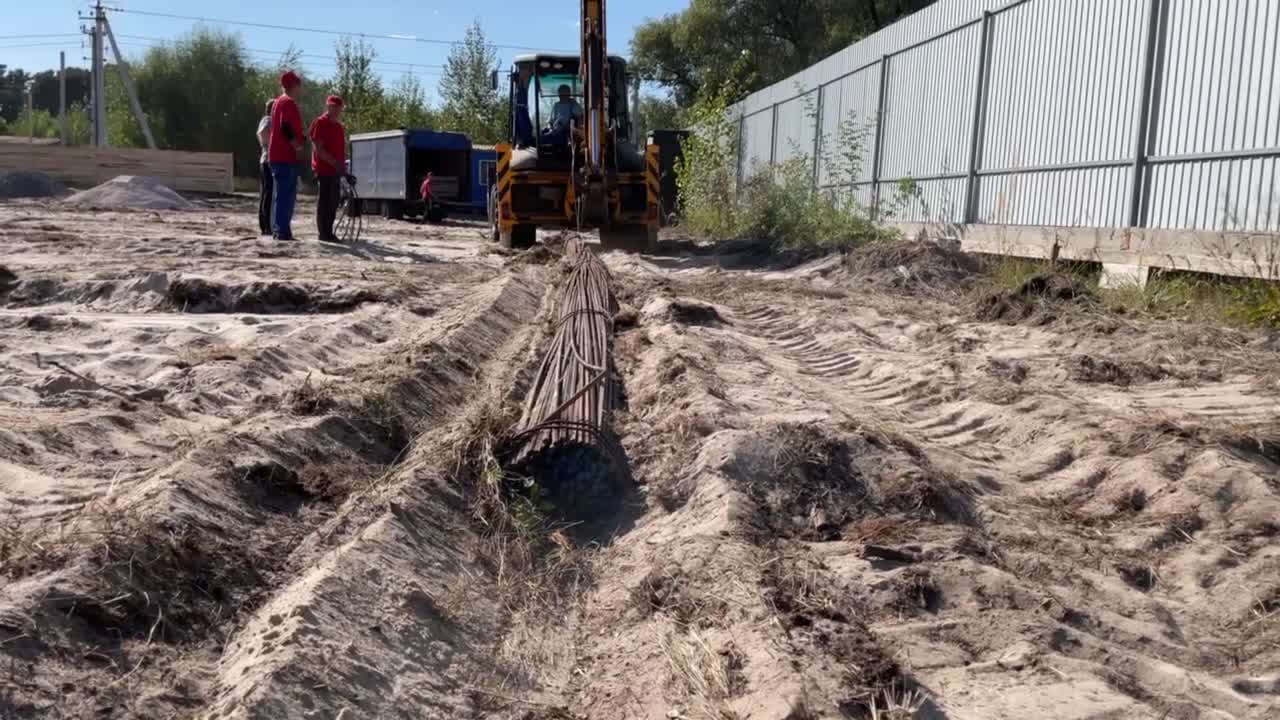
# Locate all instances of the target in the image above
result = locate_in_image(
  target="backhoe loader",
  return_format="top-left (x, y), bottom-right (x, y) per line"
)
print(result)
top-left (488, 0), bottom-right (660, 252)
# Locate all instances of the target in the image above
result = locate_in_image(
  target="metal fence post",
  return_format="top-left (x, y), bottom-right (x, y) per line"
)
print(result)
top-left (870, 55), bottom-right (891, 215)
top-left (812, 86), bottom-right (824, 187)
top-left (964, 12), bottom-right (996, 225)
top-left (1128, 0), bottom-right (1171, 227)
top-left (735, 112), bottom-right (745, 189)
top-left (769, 102), bottom-right (779, 165)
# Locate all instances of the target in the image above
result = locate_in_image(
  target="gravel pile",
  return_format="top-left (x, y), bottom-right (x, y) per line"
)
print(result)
top-left (64, 175), bottom-right (194, 210)
top-left (0, 170), bottom-right (68, 199)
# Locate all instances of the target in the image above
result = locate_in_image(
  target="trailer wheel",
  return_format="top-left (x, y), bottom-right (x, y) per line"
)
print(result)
top-left (500, 224), bottom-right (536, 250)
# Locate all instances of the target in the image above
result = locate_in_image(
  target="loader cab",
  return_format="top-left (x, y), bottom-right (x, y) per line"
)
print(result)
top-left (506, 53), bottom-right (636, 171)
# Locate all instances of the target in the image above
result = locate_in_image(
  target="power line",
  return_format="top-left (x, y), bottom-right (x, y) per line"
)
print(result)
top-left (104, 7), bottom-right (565, 53)
top-left (108, 39), bottom-right (446, 78)
top-left (0, 41), bottom-right (84, 51)
top-left (115, 33), bottom-right (446, 70)
top-left (0, 33), bottom-right (82, 40)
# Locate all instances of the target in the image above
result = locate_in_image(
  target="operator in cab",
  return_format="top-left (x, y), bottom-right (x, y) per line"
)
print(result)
top-left (549, 84), bottom-right (582, 142)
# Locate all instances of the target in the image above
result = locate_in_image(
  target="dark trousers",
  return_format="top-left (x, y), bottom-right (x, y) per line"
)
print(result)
top-left (316, 175), bottom-right (341, 240)
top-left (257, 161), bottom-right (273, 235)
top-left (269, 162), bottom-right (298, 239)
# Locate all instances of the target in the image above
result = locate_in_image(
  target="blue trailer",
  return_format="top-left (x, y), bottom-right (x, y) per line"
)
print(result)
top-left (469, 145), bottom-right (498, 216)
top-left (348, 128), bottom-right (472, 221)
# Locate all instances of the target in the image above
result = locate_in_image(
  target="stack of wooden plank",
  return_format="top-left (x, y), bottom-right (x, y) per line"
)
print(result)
top-left (0, 144), bottom-right (232, 194)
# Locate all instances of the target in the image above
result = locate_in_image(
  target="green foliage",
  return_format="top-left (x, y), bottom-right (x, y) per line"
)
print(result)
top-left (29, 68), bottom-right (91, 115)
top-left (675, 88), bottom-right (895, 251)
top-left (633, 93), bottom-right (683, 142)
top-left (331, 37), bottom-right (387, 133)
top-left (991, 256), bottom-right (1280, 331)
top-left (438, 20), bottom-right (505, 144)
top-left (630, 0), bottom-right (937, 107)
top-left (0, 66), bottom-right (31, 124)
top-left (674, 87), bottom-right (742, 239)
top-left (5, 108), bottom-right (60, 139)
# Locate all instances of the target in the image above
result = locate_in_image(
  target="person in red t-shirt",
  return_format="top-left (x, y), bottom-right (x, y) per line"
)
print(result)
top-left (309, 95), bottom-right (347, 242)
top-left (267, 70), bottom-right (305, 241)
top-left (419, 171), bottom-right (435, 222)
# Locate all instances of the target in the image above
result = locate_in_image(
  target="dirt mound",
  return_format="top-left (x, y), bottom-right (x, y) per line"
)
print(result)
top-left (64, 175), bottom-right (194, 210)
top-left (977, 272), bottom-right (1094, 323)
top-left (168, 275), bottom-right (381, 313)
top-left (1068, 354), bottom-right (1170, 386)
top-left (846, 237), bottom-right (985, 293)
top-left (509, 244), bottom-right (559, 266)
top-left (640, 296), bottom-right (727, 327)
top-left (0, 170), bottom-right (68, 199)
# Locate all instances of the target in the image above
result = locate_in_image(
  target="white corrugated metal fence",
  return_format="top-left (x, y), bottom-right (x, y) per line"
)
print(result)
top-left (733, 0), bottom-right (1280, 234)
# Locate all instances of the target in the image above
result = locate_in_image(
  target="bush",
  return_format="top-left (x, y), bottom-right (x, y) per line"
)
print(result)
top-left (675, 88), bottom-right (902, 252)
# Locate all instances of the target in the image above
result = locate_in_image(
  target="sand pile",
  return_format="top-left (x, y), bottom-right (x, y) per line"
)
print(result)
top-left (64, 175), bottom-right (194, 210)
top-left (0, 170), bottom-right (68, 199)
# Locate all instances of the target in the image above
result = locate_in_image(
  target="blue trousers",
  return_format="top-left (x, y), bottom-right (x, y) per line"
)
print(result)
top-left (270, 162), bottom-right (298, 238)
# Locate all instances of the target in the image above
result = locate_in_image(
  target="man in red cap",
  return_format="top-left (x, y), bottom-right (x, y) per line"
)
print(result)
top-left (268, 70), bottom-right (305, 240)
top-left (309, 95), bottom-right (347, 242)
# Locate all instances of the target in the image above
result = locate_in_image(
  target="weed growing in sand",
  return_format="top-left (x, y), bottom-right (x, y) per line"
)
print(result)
top-left (674, 88), bottom-right (897, 253)
top-left (866, 682), bottom-right (926, 720)
top-left (989, 256), bottom-right (1280, 330)
top-left (441, 406), bottom-right (596, 687)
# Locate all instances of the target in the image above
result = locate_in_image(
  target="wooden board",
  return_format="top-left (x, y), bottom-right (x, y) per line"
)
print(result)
top-left (0, 144), bottom-right (232, 194)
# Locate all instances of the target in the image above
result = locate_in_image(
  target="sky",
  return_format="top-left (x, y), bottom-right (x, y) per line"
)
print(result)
top-left (2, 1), bottom-right (689, 100)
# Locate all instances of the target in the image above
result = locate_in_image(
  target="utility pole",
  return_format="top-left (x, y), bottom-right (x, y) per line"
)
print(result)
top-left (103, 10), bottom-right (156, 149)
top-left (91, 1), bottom-right (107, 147)
top-left (26, 80), bottom-right (34, 144)
top-left (59, 51), bottom-right (68, 145)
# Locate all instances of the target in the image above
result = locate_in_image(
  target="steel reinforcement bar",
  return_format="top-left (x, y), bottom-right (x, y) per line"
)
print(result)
top-left (509, 239), bottom-right (620, 464)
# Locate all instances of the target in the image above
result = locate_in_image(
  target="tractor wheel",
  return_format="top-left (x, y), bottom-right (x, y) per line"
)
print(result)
top-left (500, 224), bottom-right (536, 250)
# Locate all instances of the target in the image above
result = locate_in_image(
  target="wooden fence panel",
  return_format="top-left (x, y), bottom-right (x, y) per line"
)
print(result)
top-left (0, 144), bottom-right (232, 194)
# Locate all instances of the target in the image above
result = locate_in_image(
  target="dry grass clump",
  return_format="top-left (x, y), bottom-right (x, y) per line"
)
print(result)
top-left (283, 372), bottom-right (336, 415)
top-left (632, 564), bottom-right (729, 628)
top-left (175, 341), bottom-right (245, 368)
top-left (657, 622), bottom-right (744, 720)
top-left (1, 505), bottom-right (260, 644)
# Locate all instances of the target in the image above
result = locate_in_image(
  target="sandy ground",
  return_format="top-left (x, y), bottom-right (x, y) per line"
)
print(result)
top-left (1, 196), bottom-right (1278, 719)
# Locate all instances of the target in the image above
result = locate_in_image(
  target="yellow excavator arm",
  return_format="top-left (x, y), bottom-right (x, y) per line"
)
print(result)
top-left (580, 0), bottom-right (607, 179)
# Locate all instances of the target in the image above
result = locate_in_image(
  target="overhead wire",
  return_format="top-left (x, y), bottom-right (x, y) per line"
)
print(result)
top-left (114, 33), bottom-right (447, 72)
top-left (103, 7), bottom-right (567, 53)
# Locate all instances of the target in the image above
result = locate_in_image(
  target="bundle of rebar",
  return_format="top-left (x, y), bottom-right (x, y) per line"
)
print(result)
top-left (511, 239), bottom-right (620, 465)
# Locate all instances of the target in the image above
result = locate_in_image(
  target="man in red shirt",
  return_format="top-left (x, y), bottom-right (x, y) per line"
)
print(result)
top-left (419, 171), bottom-right (434, 222)
top-left (268, 70), bottom-right (305, 241)
top-left (309, 95), bottom-right (347, 242)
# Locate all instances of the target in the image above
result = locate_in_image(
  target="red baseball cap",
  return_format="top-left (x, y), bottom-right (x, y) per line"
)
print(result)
top-left (326, 95), bottom-right (344, 107)
top-left (280, 70), bottom-right (301, 89)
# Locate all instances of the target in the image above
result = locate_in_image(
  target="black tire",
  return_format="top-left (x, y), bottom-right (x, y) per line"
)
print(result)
top-left (500, 224), bottom-right (536, 250)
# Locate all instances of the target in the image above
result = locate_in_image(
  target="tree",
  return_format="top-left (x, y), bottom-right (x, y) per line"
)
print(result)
top-left (333, 37), bottom-right (385, 133)
top-left (630, 0), bottom-right (937, 107)
top-left (438, 20), bottom-right (504, 143)
top-left (633, 93), bottom-right (682, 142)
top-left (30, 68), bottom-right (91, 115)
top-left (0, 66), bottom-right (32, 123)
